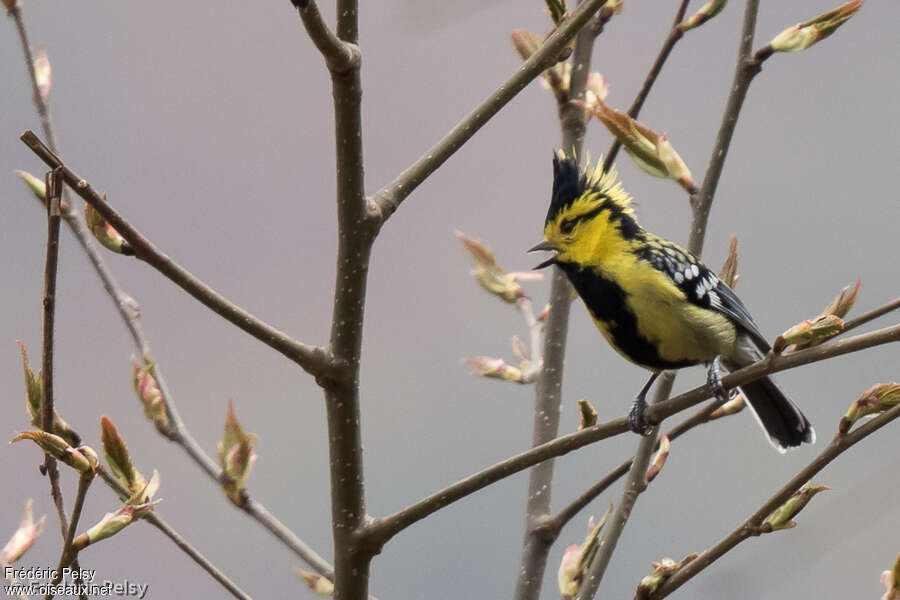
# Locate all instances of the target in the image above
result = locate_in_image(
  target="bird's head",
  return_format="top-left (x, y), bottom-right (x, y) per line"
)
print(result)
top-left (529, 151), bottom-right (639, 269)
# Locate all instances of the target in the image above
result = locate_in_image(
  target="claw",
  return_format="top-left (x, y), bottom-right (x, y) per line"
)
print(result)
top-left (628, 397), bottom-right (653, 436)
top-left (707, 356), bottom-right (729, 402)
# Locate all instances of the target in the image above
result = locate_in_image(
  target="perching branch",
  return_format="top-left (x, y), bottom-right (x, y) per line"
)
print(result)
top-left (549, 397), bottom-right (729, 533)
top-left (648, 401), bottom-right (900, 599)
top-left (364, 321), bottom-right (900, 546)
top-left (369, 0), bottom-right (612, 226)
top-left (19, 130), bottom-right (332, 379)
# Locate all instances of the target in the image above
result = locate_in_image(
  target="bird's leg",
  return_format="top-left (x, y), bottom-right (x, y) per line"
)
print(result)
top-left (706, 356), bottom-right (730, 402)
top-left (628, 371), bottom-right (661, 436)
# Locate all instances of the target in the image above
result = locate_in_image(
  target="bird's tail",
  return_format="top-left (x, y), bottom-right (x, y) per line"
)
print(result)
top-left (725, 336), bottom-right (815, 452)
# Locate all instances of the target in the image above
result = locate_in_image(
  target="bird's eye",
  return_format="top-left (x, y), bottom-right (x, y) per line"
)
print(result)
top-left (560, 219), bottom-right (576, 235)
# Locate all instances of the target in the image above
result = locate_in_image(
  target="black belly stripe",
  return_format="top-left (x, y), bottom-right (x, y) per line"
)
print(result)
top-left (558, 262), bottom-right (695, 371)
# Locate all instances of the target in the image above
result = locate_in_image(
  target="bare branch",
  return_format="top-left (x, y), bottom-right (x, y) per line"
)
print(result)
top-left (370, 0), bottom-right (612, 226)
top-left (19, 131), bottom-right (332, 378)
top-left (365, 322), bottom-right (899, 546)
top-left (840, 296), bottom-right (900, 336)
top-left (649, 401), bottom-right (900, 599)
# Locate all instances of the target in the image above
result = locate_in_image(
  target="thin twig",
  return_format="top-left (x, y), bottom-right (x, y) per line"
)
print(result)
top-left (840, 297), bottom-right (900, 336)
top-left (363, 322), bottom-right (900, 546)
top-left (38, 166), bottom-right (71, 559)
top-left (370, 0), bottom-right (612, 226)
top-left (19, 131), bottom-right (332, 378)
top-left (243, 499), bottom-right (335, 579)
top-left (649, 401), bottom-right (900, 599)
top-left (46, 474), bottom-right (93, 599)
top-left (604, 0), bottom-right (691, 169)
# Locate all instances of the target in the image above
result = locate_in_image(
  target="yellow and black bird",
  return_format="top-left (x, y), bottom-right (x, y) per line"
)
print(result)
top-left (529, 152), bottom-right (814, 451)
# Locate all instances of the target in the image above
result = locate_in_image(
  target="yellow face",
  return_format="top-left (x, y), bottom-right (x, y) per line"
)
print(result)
top-left (535, 192), bottom-right (632, 269)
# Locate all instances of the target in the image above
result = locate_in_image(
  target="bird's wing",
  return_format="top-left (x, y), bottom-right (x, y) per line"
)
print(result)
top-left (638, 237), bottom-right (770, 350)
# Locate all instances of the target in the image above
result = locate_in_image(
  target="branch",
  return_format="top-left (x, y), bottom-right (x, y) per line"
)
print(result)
top-left (294, 0), bottom-right (359, 74)
top-left (369, 0), bottom-right (612, 226)
top-left (364, 321), bottom-right (899, 546)
top-left (647, 322), bottom-right (900, 424)
top-left (604, 0), bottom-right (691, 169)
top-left (46, 473), bottom-right (93, 598)
top-left (840, 296), bottom-right (900, 336)
top-left (19, 130), bottom-right (332, 378)
top-left (649, 401), bottom-right (900, 599)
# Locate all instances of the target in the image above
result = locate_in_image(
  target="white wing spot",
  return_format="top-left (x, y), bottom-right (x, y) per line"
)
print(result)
top-left (691, 264), bottom-right (700, 278)
top-left (674, 271), bottom-right (684, 283)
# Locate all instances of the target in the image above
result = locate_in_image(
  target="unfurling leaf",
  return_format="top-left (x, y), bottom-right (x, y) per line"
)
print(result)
top-left (766, 0), bottom-right (863, 54)
top-left (762, 482), bottom-right (829, 532)
top-left (717, 236), bottom-right (739, 289)
top-left (584, 102), bottom-right (696, 192)
top-left (645, 435), bottom-right (670, 483)
top-left (85, 198), bottom-right (134, 255)
top-left (131, 358), bottom-right (170, 431)
top-left (881, 553), bottom-right (900, 600)
top-left (73, 500), bottom-right (159, 552)
top-left (577, 398), bottom-right (597, 430)
top-left (218, 399), bottom-right (258, 505)
top-left (677, 0), bottom-right (728, 33)
top-left (839, 383), bottom-right (900, 434)
top-left (0, 499), bottom-right (46, 565)
top-left (17, 341), bottom-right (80, 445)
top-left (634, 553), bottom-right (699, 599)
top-left (456, 230), bottom-right (539, 303)
top-left (818, 279), bottom-right (860, 319)
top-left (295, 569), bottom-right (334, 597)
top-left (774, 314), bottom-right (844, 352)
top-left (558, 504), bottom-right (614, 598)
top-left (33, 45), bottom-right (52, 102)
top-left (11, 431), bottom-right (97, 474)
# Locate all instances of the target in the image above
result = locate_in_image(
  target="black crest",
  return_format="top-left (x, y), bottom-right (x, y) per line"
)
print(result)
top-left (546, 153), bottom-right (582, 225)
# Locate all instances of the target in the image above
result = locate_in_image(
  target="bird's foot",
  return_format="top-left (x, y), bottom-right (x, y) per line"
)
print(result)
top-left (707, 356), bottom-right (730, 402)
top-left (628, 397), bottom-right (653, 436)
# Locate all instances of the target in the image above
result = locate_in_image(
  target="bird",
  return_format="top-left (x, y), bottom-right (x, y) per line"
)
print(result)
top-left (529, 152), bottom-right (814, 452)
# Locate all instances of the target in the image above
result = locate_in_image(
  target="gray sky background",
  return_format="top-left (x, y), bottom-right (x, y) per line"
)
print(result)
top-left (2, 1), bottom-right (898, 598)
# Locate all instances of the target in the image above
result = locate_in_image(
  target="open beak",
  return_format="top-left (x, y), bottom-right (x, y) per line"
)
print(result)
top-left (528, 240), bottom-right (558, 270)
